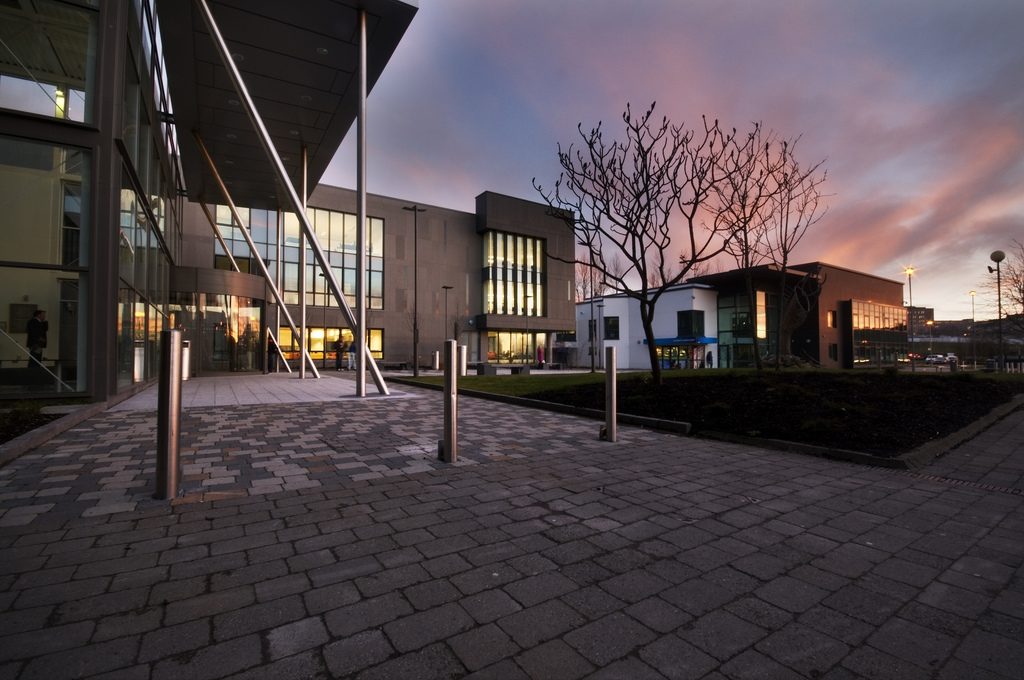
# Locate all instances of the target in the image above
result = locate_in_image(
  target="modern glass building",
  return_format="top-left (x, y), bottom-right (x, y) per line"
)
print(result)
top-left (1, 0), bottom-right (575, 399)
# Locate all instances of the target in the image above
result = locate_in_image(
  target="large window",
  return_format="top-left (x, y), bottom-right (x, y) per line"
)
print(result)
top-left (0, 0), bottom-right (98, 123)
top-left (0, 136), bottom-right (91, 395)
top-left (483, 230), bottom-right (544, 316)
top-left (677, 310), bottom-right (705, 338)
top-left (603, 316), bottom-right (620, 340)
top-left (213, 205), bottom-right (384, 310)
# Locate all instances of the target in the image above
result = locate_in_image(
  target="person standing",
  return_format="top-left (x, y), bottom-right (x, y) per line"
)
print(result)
top-left (334, 338), bottom-right (343, 371)
top-left (26, 309), bottom-right (48, 366)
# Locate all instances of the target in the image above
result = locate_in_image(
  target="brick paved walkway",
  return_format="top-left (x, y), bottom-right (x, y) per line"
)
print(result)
top-left (1, 374), bottom-right (1022, 679)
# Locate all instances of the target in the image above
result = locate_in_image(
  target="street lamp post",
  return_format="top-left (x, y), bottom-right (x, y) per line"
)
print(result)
top-left (403, 205), bottom-right (425, 376)
top-left (990, 250), bottom-right (1005, 372)
top-left (442, 285), bottom-right (453, 342)
top-left (525, 293), bottom-right (532, 366)
top-left (904, 266), bottom-right (916, 372)
top-left (926, 319), bottom-right (934, 352)
top-left (969, 290), bottom-right (976, 369)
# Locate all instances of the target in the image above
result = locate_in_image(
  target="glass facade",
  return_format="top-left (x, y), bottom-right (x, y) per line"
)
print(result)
top-left (212, 205), bottom-right (384, 310)
top-left (486, 331), bottom-right (545, 365)
top-left (849, 300), bottom-right (907, 367)
top-left (0, 1), bottom-right (98, 124)
top-left (483, 230), bottom-right (544, 317)
top-left (716, 291), bottom-right (776, 368)
top-left (0, 137), bottom-right (90, 395)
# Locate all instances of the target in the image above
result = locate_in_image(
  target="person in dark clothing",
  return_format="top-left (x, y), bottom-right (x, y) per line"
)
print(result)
top-left (334, 339), bottom-right (344, 370)
top-left (26, 309), bottom-right (48, 366)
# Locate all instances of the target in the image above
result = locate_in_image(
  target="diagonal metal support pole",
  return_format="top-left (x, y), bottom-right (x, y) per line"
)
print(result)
top-left (193, 0), bottom-right (388, 396)
top-left (267, 328), bottom-right (292, 373)
top-left (199, 202), bottom-right (239, 273)
top-left (201, 201), bottom-right (295, 373)
top-left (194, 132), bottom-right (320, 378)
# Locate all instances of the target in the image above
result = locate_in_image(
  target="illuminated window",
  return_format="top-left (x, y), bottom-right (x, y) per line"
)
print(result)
top-left (482, 230), bottom-right (545, 315)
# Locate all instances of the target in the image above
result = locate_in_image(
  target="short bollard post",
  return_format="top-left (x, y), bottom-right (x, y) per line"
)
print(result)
top-left (155, 329), bottom-right (183, 499)
top-left (458, 344), bottom-right (467, 377)
top-left (602, 346), bottom-right (617, 442)
top-left (432, 350), bottom-right (440, 371)
top-left (438, 339), bottom-right (458, 462)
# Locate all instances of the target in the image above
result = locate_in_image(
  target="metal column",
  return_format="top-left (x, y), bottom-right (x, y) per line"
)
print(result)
top-left (355, 8), bottom-right (367, 397)
top-left (192, 0), bottom-right (387, 395)
top-left (603, 346), bottom-right (617, 442)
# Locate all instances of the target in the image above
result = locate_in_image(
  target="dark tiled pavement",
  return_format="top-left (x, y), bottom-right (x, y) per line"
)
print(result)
top-left (1, 374), bottom-right (1022, 679)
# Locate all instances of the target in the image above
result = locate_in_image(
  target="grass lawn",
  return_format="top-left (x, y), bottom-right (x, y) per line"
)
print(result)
top-left (404, 369), bottom-right (1024, 457)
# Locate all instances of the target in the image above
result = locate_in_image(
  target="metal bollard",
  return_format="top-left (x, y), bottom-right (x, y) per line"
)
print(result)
top-left (155, 329), bottom-right (183, 499)
top-left (432, 350), bottom-right (440, 371)
top-left (458, 345), bottom-right (467, 377)
top-left (438, 339), bottom-right (458, 462)
top-left (601, 346), bottom-right (617, 442)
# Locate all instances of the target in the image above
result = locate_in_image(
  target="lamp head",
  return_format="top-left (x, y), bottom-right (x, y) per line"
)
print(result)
top-left (990, 250), bottom-right (1005, 263)
top-left (988, 266), bottom-right (996, 274)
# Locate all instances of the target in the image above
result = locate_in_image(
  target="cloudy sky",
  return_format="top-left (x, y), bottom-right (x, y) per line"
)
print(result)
top-left (325, 0), bottom-right (1024, 321)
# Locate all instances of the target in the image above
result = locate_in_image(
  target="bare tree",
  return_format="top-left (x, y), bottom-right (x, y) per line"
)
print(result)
top-left (713, 128), bottom-right (827, 370)
top-left (765, 138), bottom-right (828, 368)
top-left (535, 102), bottom-right (740, 384)
top-left (714, 123), bottom-right (786, 369)
top-left (1003, 240), bottom-right (1024, 334)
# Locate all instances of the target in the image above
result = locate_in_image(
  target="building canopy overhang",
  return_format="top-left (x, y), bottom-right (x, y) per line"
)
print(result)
top-left (156, 0), bottom-right (416, 210)
top-left (645, 336), bottom-right (718, 346)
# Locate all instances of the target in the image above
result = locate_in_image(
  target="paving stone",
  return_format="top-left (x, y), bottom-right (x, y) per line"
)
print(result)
top-left (841, 646), bottom-right (933, 680)
top-left (323, 629), bottom-right (393, 677)
top-left (497, 599), bottom-right (585, 648)
top-left (448, 622), bottom-right (520, 671)
top-left (639, 634), bottom-right (718, 680)
top-left (661, 578), bottom-right (735, 616)
top-left (755, 575), bottom-right (829, 613)
top-left (561, 585), bottom-right (626, 620)
top-left (866, 616), bottom-right (958, 671)
top-left (324, 592), bottom-right (413, 637)
top-left (756, 622), bottom-right (849, 676)
top-left (151, 634), bottom-right (261, 680)
top-left (383, 602), bottom-right (474, 652)
top-left (564, 611), bottom-right (657, 665)
top-left (504, 571), bottom-right (577, 607)
top-left (514, 639), bottom-right (594, 680)
top-left (165, 587), bottom-right (255, 626)
top-left (138, 619), bottom-right (211, 663)
top-left (213, 594), bottom-right (306, 641)
top-left (355, 642), bottom-right (465, 680)
top-left (953, 628), bottom-right (1024, 679)
top-left (0, 621), bottom-right (94, 662)
top-left (460, 588), bottom-right (524, 624)
top-left (19, 636), bottom-right (139, 680)
top-left (265, 616), bottom-right (328, 660)
top-left (626, 596), bottom-right (693, 633)
top-left (719, 648), bottom-right (807, 680)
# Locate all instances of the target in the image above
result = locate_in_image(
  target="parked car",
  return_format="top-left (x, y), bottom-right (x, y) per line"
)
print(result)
top-left (925, 354), bottom-right (946, 364)
top-left (945, 353), bottom-right (958, 364)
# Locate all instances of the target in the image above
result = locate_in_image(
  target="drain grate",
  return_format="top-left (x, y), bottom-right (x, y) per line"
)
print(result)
top-left (906, 472), bottom-right (1023, 496)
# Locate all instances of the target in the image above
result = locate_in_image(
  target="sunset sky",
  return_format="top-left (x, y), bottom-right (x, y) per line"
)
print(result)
top-left (325, 0), bottom-right (1024, 321)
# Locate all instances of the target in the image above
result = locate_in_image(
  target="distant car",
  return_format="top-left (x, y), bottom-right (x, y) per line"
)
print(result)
top-left (945, 353), bottom-right (958, 364)
top-left (925, 354), bottom-right (946, 364)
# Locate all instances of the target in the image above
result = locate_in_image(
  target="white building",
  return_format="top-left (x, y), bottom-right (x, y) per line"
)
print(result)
top-left (574, 284), bottom-right (719, 370)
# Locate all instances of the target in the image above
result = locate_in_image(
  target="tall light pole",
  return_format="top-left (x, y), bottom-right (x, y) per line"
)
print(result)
top-left (904, 266), bottom-right (916, 372)
top-left (969, 290), bottom-right (976, 369)
top-left (403, 205), bottom-right (425, 376)
top-left (990, 250), bottom-right (1005, 372)
top-left (525, 293), bottom-right (532, 365)
top-left (442, 285), bottom-right (453, 342)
